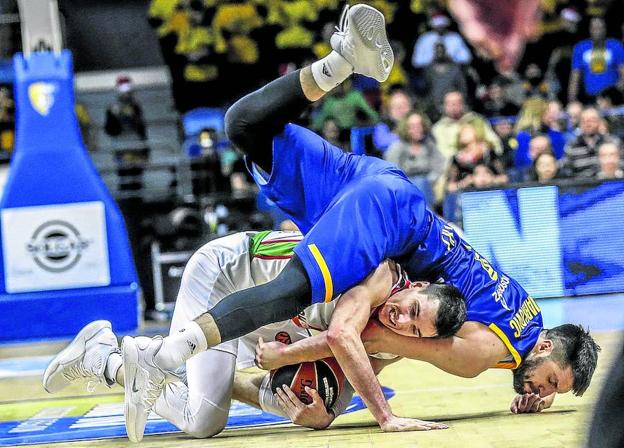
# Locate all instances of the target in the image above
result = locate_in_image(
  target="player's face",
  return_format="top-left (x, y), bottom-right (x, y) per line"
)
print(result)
top-left (377, 289), bottom-right (438, 338)
top-left (512, 354), bottom-right (574, 397)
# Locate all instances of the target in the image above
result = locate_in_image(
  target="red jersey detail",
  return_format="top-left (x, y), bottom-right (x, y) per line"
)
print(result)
top-left (390, 263), bottom-right (413, 296)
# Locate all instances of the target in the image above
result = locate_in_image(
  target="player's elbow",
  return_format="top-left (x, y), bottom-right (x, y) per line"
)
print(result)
top-left (457, 361), bottom-right (489, 378)
top-left (327, 326), bottom-right (357, 350)
top-left (224, 100), bottom-right (251, 149)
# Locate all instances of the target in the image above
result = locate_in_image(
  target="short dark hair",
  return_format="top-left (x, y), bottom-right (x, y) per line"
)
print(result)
top-left (545, 324), bottom-right (601, 396)
top-left (424, 283), bottom-right (466, 338)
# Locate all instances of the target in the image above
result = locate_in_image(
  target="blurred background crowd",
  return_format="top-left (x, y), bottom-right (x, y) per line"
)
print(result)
top-left (0, 0), bottom-right (622, 316)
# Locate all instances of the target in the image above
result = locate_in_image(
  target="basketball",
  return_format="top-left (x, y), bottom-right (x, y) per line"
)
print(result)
top-left (270, 358), bottom-right (346, 409)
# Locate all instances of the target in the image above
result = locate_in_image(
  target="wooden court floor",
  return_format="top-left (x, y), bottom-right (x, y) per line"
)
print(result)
top-left (0, 331), bottom-right (620, 448)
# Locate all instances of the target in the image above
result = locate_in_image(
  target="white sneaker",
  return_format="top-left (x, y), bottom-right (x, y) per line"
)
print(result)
top-left (330, 4), bottom-right (394, 82)
top-left (43, 320), bottom-right (119, 393)
top-left (122, 335), bottom-right (176, 443)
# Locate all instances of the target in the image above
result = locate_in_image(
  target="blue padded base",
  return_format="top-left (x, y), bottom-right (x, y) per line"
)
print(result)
top-left (0, 285), bottom-right (139, 341)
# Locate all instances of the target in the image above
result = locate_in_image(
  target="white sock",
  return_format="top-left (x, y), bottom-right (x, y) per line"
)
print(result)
top-left (311, 51), bottom-right (353, 92)
top-left (104, 352), bottom-right (122, 386)
top-left (155, 321), bottom-right (208, 372)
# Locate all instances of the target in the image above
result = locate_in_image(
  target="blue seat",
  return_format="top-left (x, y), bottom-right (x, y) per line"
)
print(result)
top-left (182, 107), bottom-right (225, 138)
top-left (350, 126), bottom-right (376, 155)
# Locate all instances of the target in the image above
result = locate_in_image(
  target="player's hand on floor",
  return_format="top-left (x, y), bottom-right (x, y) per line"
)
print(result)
top-left (380, 416), bottom-right (448, 432)
top-left (275, 385), bottom-right (333, 430)
top-left (510, 393), bottom-right (545, 413)
top-left (255, 337), bottom-right (288, 370)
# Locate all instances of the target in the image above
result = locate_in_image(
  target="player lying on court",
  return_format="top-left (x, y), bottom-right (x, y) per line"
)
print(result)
top-left (120, 4), bottom-right (600, 440)
top-left (43, 231), bottom-right (466, 438)
top-left (254, 316), bottom-right (597, 415)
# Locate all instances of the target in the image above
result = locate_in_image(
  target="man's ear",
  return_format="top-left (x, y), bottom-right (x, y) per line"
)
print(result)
top-left (410, 281), bottom-right (430, 289)
top-left (536, 339), bottom-right (554, 355)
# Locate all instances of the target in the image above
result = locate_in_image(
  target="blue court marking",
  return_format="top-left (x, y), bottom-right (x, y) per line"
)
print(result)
top-left (0, 388), bottom-right (394, 446)
top-left (0, 356), bottom-right (51, 379)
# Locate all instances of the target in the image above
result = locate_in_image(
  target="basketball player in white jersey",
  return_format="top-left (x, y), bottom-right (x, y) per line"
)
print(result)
top-left (43, 231), bottom-right (464, 438)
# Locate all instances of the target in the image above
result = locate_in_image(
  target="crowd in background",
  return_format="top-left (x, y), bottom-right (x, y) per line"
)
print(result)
top-left (0, 0), bottom-right (622, 315)
top-left (144, 0), bottom-right (624, 221)
top-left (0, 0), bottom-right (623, 223)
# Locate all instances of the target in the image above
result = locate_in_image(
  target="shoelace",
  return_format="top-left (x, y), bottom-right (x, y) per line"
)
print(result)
top-left (142, 378), bottom-right (165, 410)
top-left (334, 4), bottom-right (350, 35)
top-left (62, 364), bottom-right (103, 392)
top-left (62, 364), bottom-right (96, 381)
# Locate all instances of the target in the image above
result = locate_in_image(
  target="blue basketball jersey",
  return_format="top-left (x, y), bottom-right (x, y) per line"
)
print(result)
top-left (250, 123), bottom-right (543, 368)
top-left (397, 216), bottom-right (543, 368)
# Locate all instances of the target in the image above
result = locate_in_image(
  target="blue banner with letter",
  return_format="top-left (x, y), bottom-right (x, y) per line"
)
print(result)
top-left (461, 180), bottom-right (624, 298)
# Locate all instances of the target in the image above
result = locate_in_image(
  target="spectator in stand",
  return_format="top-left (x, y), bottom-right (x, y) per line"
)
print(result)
top-left (104, 76), bottom-right (149, 192)
top-left (443, 123), bottom-right (507, 220)
top-left (524, 135), bottom-right (556, 181)
top-left (320, 117), bottom-right (347, 149)
top-left (446, 123), bottom-right (507, 193)
top-left (384, 111), bottom-right (445, 206)
top-left (565, 100), bottom-right (583, 137)
top-left (423, 42), bottom-right (467, 119)
top-left (569, 17), bottom-right (624, 104)
top-left (373, 88), bottom-right (412, 153)
top-left (313, 80), bottom-right (378, 132)
top-left (185, 128), bottom-right (230, 196)
top-left (596, 141), bottom-right (623, 179)
top-left (515, 98), bottom-right (568, 170)
top-left (544, 7), bottom-right (583, 103)
top-left (596, 87), bottom-right (624, 140)
top-left (471, 163), bottom-right (498, 189)
top-left (530, 151), bottom-right (560, 183)
top-left (562, 106), bottom-right (621, 178)
top-left (105, 76), bottom-right (147, 142)
top-left (0, 87), bottom-right (15, 157)
top-left (411, 13), bottom-right (472, 69)
top-left (491, 116), bottom-right (518, 173)
top-left (523, 63), bottom-right (550, 99)
top-left (528, 135), bottom-right (553, 162)
top-left (431, 91), bottom-right (501, 161)
top-left (479, 79), bottom-right (519, 118)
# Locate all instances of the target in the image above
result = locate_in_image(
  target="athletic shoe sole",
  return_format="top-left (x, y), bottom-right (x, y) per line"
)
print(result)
top-left (122, 336), bottom-right (143, 443)
top-left (348, 5), bottom-right (394, 81)
top-left (43, 320), bottom-right (112, 393)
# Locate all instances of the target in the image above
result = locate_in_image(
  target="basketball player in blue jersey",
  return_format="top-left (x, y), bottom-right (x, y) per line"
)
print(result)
top-left (121, 4), bottom-right (599, 440)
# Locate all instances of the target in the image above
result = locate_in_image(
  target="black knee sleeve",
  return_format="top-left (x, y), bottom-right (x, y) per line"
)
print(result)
top-left (224, 70), bottom-right (311, 172)
top-left (208, 256), bottom-right (312, 342)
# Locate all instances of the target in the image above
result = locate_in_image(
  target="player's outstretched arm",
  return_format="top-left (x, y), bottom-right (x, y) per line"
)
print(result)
top-left (362, 320), bottom-right (508, 378)
top-left (326, 274), bottom-right (447, 432)
top-left (255, 320), bottom-right (395, 370)
top-left (255, 333), bottom-right (333, 370)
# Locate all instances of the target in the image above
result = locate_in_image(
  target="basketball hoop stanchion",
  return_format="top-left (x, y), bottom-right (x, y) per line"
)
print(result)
top-left (0, 2), bottom-right (139, 341)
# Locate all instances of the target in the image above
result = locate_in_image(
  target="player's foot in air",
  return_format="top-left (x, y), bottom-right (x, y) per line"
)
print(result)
top-left (122, 335), bottom-right (177, 442)
top-left (330, 4), bottom-right (394, 82)
top-left (43, 320), bottom-right (119, 393)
